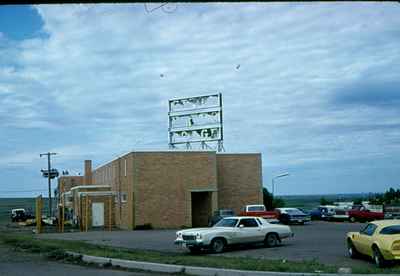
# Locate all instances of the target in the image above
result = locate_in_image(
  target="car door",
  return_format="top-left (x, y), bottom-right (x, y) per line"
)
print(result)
top-left (354, 223), bottom-right (377, 256)
top-left (237, 218), bottom-right (263, 243)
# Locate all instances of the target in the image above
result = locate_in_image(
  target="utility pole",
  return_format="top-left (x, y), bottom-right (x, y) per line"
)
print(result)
top-left (40, 152), bottom-right (57, 217)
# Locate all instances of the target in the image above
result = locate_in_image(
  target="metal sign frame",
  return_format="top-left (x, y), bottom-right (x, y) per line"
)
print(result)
top-left (168, 93), bottom-right (224, 151)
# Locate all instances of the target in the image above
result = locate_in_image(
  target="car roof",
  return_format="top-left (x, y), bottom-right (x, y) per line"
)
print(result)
top-left (223, 216), bottom-right (262, 220)
top-left (369, 220), bottom-right (400, 227)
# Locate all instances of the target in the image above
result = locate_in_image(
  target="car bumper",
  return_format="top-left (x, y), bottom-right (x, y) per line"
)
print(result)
top-left (288, 218), bottom-right (311, 223)
top-left (381, 249), bottom-right (400, 261)
top-left (174, 239), bottom-right (205, 248)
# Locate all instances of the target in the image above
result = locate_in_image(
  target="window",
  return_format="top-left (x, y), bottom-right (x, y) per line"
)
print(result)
top-left (121, 192), bottom-right (127, 203)
top-left (380, 225), bottom-right (400, 235)
top-left (214, 218), bottom-right (238, 227)
top-left (361, 223), bottom-right (377, 236)
top-left (247, 205), bottom-right (265, 212)
top-left (239, 218), bottom-right (259, 227)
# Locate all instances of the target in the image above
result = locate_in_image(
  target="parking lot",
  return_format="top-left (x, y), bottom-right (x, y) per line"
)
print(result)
top-left (40, 221), bottom-right (373, 268)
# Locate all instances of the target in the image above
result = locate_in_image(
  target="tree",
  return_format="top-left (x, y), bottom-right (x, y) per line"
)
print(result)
top-left (263, 187), bottom-right (286, 210)
top-left (320, 197), bottom-right (333, 206)
top-left (263, 187), bottom-right (274, 210)
top-left (353, 198), bottom-right (363, 205)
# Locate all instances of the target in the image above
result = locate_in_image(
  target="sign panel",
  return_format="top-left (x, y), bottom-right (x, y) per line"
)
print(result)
top-left (168, 93), bottom-right (224, 151)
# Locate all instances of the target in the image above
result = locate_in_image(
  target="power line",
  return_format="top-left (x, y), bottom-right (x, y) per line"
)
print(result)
top-left (0, 189), bottom-right (47, 193)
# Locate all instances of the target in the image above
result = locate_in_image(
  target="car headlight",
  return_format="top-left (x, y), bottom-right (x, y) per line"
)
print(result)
top-left (196, 233), bottom-right (202, 240)
top-left (176, 232), bottom-right (182, 238)
top-left (392, 242), bottom-right (400, 251)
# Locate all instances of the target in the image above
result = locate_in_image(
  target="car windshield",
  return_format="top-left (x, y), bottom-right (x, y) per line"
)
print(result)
top-left (285, 209), bottom-right (304, 215)
top-left (248, 206), bottom-right (265, 212)
top-left (380, 225), bottom-right (400, 235)
top-left (214, 218), bottom-right (238, 227)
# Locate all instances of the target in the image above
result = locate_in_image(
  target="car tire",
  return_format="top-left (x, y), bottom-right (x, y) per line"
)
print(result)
top-left (264, 233), bottom-right (279, 247)
top-left (211, 238), bottom-right (226, 253)
top-left (347, 240), bottom-right (359, 259)
top-left (349, 217), bottom-right (356, 223)
top-left (373, 246), bottom-right (386, 268)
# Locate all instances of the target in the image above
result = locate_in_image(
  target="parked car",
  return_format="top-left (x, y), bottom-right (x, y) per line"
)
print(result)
top-left (208, 209), bottom-right (235, 226)
top-left (347, 220), bottom-right (400, 267)
top-left (383, 205), bottom-right (400, 219)
top-left (332, 208), bottom-right (350, 221)
top-left (310, 205), bottom-right (336, 220)
top-left (175, 216), bottom-right (293, 253)
top-left (10, 208), bottom-right (30, 222)
top-left (239, 204), bottom-right (279, 222)
top-left (348, 205), bottom-right (384, 223)
top-left (276, 208), bottom-right (311, 224)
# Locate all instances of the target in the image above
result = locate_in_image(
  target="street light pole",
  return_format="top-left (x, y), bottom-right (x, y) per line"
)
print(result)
top-left (272, 172), bottom-right (290, 197)
top-left (40, 152), bottom-right (57, 217)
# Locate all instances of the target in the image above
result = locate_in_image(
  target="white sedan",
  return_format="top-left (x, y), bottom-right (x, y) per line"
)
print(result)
top-left (174, 216), bottom-right (293, 253)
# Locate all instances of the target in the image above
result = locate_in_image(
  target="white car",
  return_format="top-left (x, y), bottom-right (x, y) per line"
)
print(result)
top-left (174, 216), bottom-right (293, 253)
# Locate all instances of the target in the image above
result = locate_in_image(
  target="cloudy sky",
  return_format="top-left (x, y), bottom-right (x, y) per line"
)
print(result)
top-left (0, 3), bottom-right (399, 197)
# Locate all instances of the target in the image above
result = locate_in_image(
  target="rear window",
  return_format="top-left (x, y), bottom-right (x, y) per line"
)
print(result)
top-left (380, 225), bottom-right (400, 235)
top-left (248, 206), bottom-right (265, 212)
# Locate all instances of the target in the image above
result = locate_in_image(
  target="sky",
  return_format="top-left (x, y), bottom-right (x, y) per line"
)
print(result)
top-left (0, 3), bottom-right (399, 197)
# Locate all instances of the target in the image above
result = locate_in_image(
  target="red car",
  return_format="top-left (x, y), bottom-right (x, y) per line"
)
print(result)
top-left (239, 204), bottom-right (279, 222)
top-left (348, 205), bottom-right (384, 222)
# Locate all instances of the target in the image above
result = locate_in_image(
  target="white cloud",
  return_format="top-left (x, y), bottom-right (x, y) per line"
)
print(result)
top-left (1, 3), bottom-right (400, 195)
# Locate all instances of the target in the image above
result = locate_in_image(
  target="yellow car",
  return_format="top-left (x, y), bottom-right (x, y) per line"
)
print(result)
top-left (347, 220), bottom-right (400, 267)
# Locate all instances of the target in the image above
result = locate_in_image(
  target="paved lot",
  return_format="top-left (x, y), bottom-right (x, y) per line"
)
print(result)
top-left (40, 221), bottom-right (373, 267)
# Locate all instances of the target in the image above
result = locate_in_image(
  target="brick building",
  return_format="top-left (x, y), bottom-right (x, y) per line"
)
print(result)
top-left (58, 151), bottom-right (263, 230)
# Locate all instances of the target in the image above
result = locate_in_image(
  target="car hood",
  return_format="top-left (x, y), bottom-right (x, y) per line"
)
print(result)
top-left (178, 227), bottom-right (233, 235)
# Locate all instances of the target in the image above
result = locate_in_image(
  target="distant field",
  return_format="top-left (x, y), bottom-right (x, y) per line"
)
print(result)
top-left (281, 193), bottom-right (369, 210)
top-left (0, 198), bottom-right (51, 224)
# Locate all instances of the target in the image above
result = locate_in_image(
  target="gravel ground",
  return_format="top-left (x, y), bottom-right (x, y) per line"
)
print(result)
top-left (39, 221), bottom-right (375, 267)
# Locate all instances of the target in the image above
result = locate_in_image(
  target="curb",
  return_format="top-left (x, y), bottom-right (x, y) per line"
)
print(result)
top-left (65, 251), bottom-right (383, 276)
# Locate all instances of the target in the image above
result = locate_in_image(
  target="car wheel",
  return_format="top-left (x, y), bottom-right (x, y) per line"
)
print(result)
top-left (211, 238), bottom-right (226, 253)
top-left (347, 240), bottom-right (358, 259)
top-left (264, 233), bottom-right (279, 247)
top-left (349, 217), bottom-right (356, 223)
top-left (373, 246), bottom-right (386, 268)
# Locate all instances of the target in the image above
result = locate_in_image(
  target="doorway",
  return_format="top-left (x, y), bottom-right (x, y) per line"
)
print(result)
top-left (92, 202), bottom-right (104, 227)
top-left (191, 192), bottom-right (212, 227)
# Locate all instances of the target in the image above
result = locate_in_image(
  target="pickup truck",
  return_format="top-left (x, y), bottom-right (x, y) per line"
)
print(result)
top-left (347, 205), bottom-right (384, 222)
top-left (239, 204), bottom-right (279, 222)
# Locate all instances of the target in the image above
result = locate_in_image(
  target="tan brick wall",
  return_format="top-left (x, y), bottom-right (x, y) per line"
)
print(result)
top-left (216, 154), bottom-right (263, 215)
top-left (58, 176), bottom-right (83, 194)
top-left (79, 195), bottom-right (115, 230)
top-left (90, 151), bottom-right (263, 230)
top-left (92, 154), bottom-right (133, 230)
top-left (132, 152), bottom-right (218, 229)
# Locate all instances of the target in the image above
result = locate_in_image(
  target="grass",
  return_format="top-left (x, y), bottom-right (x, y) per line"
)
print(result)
top-left (0, 232), bottom-right (337, 273)
top-left (2, 232), bottom-right (400, 274)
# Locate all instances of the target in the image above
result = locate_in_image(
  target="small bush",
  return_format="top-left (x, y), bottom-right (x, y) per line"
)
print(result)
top-left (134, 223), bottom-right (153, 230)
